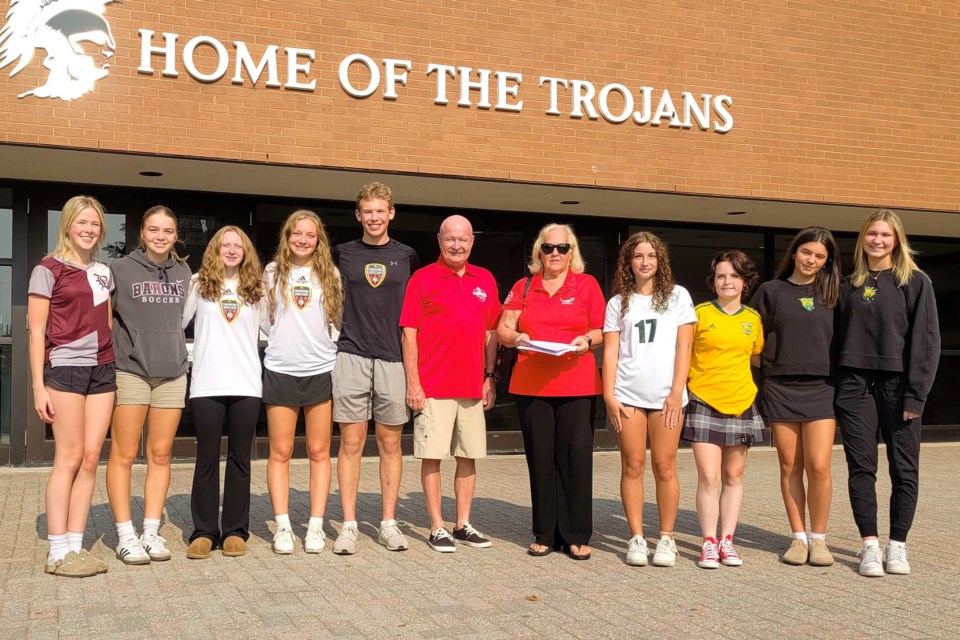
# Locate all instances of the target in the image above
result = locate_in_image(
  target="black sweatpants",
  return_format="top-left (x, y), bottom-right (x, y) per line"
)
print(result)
top-left (835, 368), bottom-right (921, 541)
top-left (515, 395), bottom-right (596, 548)
top-left (190, 396), bottom-right (261, 544)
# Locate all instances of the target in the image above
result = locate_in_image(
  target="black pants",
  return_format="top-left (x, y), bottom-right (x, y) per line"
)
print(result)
top-left (835, 368), bottom-right (921, 541)
top-left (515, 395), bottom-right (596, 547)
top-left (190, 396), bottom-right (260, 544)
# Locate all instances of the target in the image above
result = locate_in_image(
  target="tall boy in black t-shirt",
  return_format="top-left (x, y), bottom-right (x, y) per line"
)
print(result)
top-left (331, 182), bottom-right (419, 555)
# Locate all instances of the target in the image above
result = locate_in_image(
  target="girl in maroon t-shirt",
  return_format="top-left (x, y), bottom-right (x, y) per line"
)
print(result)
top-left (28, 195), bottom-right (116, 578)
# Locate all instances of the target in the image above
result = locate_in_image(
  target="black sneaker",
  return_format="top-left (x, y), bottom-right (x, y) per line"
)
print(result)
top-left (427, 528), bottom-right (456, 553)
top-left (453, 523), bottom-right (492, 548)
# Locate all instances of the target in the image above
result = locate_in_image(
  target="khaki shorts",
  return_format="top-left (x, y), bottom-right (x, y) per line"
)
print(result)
top-left (332, 352), bottom-right (409, 425)
top-left (414, 397), bottom-right (487, 460)
top-left (115, 371), bottom-right (187, 409)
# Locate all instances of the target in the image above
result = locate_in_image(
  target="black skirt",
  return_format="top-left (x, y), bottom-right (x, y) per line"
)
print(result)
top-left (758, 375), bottom-right (835, 422)
top-left (262, 369), bottom-right (332, 407)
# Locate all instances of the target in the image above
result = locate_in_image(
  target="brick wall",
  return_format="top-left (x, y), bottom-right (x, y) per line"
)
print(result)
top-left (1, 0), bottom-right (958, 212)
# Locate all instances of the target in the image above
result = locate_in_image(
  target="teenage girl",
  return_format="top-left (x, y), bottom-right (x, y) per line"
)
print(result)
top-left (29, 195), bottom-right (115, 577)
top-left (107, 205), bottom-right (191, 565)
top-left (750, 227), bottom-right (841, 567)
top-left (262, 210), bottom-right (343, 554)
top-left (182, 226), bottom-right (265, 559)
top-left (682, 250), bottom-right (764, 569)
top-left (602, 231), bottom-right (695, 568)
top-left (835, 210), bottom-right (940, 577)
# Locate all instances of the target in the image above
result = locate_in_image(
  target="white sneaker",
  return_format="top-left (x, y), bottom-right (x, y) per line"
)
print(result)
top-left (378, 521), bottom-right (410, 551)
top-left (858, 544), bottom-right (884, 577)
top-left (272, 527), bottom-right (295, 555)
top-left (304, 524), bottom-right (326, 554)
top-left (140, 532), bottom-right (171, 561)
top-left (884, 542), bottom-right (911, 575)
top-left (651, 535), bottom-right (677, 567)
top-left (115, 536), bottom-right (151, 565)
top-left (625, 535), bottom-right (648, 566)
top-left (332, 522), bottom-right (358, 555)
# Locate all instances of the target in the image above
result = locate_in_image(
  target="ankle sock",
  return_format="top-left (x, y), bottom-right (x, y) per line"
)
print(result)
top-left (66, 531), bottom-right (83, 553)
top-left (793, 531), bottom-right (808, 544)
top-left (381, 519), bottom-right (396, 528)
top-left (809, 532), bottom-right (826, 541)
top-left (275, 514), bottom-right (291, 530)
top-left (864, 539), bottom-right (880, 548)
top-left (116, 520), bottom-right (136, 543)
top-left (308, 516), bottom-right (324, 529)
top-left (889, 539), bottom-right (906, 548)
top-left (142, 518), bottom-right (161, 537)
top-left (343, 520), bottom-right (357, 529)
top-left (48, 534), bottom-right (68, 563)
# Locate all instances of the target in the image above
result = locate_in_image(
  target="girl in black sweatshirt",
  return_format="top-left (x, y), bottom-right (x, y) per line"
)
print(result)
top-left (835, 210), bottom-right (940, 578)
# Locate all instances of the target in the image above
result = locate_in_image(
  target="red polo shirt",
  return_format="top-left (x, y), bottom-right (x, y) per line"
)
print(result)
top-left (399, 259), bottom-right (501, 399)
top-left (503, 271), bottom-right (604, 397)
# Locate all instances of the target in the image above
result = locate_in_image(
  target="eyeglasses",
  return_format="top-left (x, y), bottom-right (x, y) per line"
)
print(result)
top-left (541, 243), bottom-right (571, 255)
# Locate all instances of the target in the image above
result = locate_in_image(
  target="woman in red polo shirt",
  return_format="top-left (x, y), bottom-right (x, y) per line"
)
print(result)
top-left (497, 223), bottom-right (604, 560)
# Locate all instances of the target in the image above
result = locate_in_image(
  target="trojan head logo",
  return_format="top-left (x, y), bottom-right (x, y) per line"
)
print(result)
top-left (740, 321), bottom-right (754, 336)
top-left (862, 286), bottom-right (877, 303)
top-left (219, 298), bottom-right (240, 323)
top-left (799, 297), bottom-right (815, 311)
top-left (0, 0), bottom-right (116, 101)
top-left (364, 263), bottom-right (386, 288)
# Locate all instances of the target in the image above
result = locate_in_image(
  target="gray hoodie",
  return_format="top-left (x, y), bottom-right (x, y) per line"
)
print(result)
top-left (111, 248), bottom-right (192, 379)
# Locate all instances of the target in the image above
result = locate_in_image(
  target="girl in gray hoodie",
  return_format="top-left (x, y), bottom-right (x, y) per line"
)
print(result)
top-left (107, 205), bottom-right (191, 566)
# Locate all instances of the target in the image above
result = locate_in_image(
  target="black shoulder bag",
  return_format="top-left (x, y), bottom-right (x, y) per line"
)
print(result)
top-left (493, 277), bottom-right (532, 384)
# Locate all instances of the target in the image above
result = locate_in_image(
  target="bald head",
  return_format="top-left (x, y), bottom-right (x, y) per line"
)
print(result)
top-left (437, 215), bottom-right (475, 273)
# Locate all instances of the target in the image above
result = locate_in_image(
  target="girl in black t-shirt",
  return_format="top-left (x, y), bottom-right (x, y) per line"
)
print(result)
top-left (750, 227), bottom-right (840, 568)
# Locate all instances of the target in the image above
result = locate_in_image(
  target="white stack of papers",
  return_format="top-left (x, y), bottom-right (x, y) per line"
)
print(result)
top-left (517, 340), bottom-right (578, 356)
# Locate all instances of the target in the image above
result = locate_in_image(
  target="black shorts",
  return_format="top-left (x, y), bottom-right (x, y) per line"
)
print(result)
top-left (262, 369), bottom-right (332, 407)
top-left (43, 363), bottom-right (117, 395)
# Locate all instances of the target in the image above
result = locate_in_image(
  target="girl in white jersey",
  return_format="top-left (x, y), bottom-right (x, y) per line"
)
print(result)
top-left (263, 210), bottom-right (343, 554)
top-left (182, 226), bottom-right (265, 559)
top-left (603, 231), bottom-right (696, 568)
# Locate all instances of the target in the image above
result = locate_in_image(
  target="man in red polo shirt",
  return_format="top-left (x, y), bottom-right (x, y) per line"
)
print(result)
top-left (400, 215), bottom-right (501, 553)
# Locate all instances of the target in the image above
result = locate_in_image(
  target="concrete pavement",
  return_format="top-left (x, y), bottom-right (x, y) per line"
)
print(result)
top-left (0, 444), bottom-right (958, 639)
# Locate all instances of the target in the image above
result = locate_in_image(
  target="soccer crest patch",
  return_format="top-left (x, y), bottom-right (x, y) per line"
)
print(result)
top-left (800, 297), bottom-right (815, 311)
top-left (862, 286), bottom-right (877, 303)
top-left (292, 285), bottom-right (312, 310)
top-left (220, 298), bottom-right (240, 323)
top-left (365, 263), bottom-right (386, 288)
top-left (740, 321), bottom-right (754, 335)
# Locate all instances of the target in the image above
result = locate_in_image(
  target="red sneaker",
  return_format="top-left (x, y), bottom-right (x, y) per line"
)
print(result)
top-left (698, 538), bottom-right (720, 569)
top-left (718, 535), bottom-right (743, 566)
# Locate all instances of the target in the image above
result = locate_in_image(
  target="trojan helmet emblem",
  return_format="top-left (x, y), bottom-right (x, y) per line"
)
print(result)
top-left (0, 0), bottom-right (116, 100)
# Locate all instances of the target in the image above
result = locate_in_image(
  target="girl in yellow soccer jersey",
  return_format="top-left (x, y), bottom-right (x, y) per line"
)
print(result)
top-left (681, 250), bottom-right (764, 569)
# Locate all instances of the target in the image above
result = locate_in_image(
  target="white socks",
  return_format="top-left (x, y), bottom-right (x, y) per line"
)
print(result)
top-left (809, 532), bottom-right (826, 541)
top-left (143, 518), bottom-right (161, 537)
top-left (309, 516), bottom-right (324, 529)
top-left (116, 520), bottom-right (137, 543)
top-left (381, 519), bottom-right (396, 529)
top-left (275, 514), bottom-right (292, 530)
top-left (343, 520), bottom-right (358, 529)
top-left (864, 538), bottom-right (881, 549)
top-left (48, 534), bottom-right (68, 563)
top-left (889, 539), bottom-right (906, 549)
top-left (793, 531), bottom-right (807, 544)
top-left (66, 531), bottom-right (83, 553)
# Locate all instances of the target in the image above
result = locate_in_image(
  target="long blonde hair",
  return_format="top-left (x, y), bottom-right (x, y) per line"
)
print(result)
top-left (196, 226), bottom-right (264, 305)
top-left (851, 210), bottom-right (922, 287)
top-left (528, 223), bottom-right (586, 275)
top-left (268, 210), bottom-right (343, 328)
top-left (50, 195), bottom-right (107, 261)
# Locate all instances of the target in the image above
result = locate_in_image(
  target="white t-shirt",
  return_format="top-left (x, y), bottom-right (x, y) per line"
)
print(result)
top-left (182, 275), bottom-right (264, 399)
top-left (603, 285), bottom-right (697, 409)
top-left (262, 262), bottom-right (338, 377)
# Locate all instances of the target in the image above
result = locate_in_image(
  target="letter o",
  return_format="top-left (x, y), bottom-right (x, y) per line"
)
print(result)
top-left (598, 83), bottom-right (634, 124)
top-left (339, 53), bottom-right (381, 98)
top-left (182, 36), bottom-right (229, 82)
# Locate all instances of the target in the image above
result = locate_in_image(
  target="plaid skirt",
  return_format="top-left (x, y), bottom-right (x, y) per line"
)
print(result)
top-left (680, 393), bottom-right (766, 447)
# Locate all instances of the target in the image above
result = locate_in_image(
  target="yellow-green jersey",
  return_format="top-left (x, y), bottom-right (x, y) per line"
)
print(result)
top-left (688, 301), bottom-right (764, 415)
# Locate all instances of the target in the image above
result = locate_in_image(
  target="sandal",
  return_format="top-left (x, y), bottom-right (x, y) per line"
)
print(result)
top-left (566, 544), bottom-right (591, 561)
top-left (527, 543), bottom-right (552, 557)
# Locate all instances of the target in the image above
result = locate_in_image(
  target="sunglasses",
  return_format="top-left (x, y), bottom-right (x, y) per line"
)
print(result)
top-left (541, 243), bottom-right (571, 255)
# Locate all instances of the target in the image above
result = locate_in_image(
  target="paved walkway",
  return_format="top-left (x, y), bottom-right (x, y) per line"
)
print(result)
top-left (0, 444), bottom-right (958, 640)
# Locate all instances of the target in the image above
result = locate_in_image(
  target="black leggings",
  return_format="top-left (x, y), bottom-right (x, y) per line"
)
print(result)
top-left (835, 368), bottom-right (921, 541)
top-left (515, 395), bottom-right (596, 547)
top-left (190, 396), bottom-right (261, 544)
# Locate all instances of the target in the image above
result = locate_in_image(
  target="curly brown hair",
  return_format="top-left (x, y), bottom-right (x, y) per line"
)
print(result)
top-left (196, 226), bottom-right (264, 305)
top-left (612, 231), bottom-right (676, 316)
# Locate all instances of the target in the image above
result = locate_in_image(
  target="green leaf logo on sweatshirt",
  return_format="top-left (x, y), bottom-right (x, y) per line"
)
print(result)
top-left (799, 297), bottom-right (815, 311)
top-left (862, 286), bottom-right (877, 303)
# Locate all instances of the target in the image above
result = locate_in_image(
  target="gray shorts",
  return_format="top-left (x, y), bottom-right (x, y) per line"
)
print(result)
top-left (332, 352), bottom-right (409, 425)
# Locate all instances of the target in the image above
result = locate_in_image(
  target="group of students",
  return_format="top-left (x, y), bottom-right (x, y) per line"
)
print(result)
top-left (29, 184), bottom-right (939, 580)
